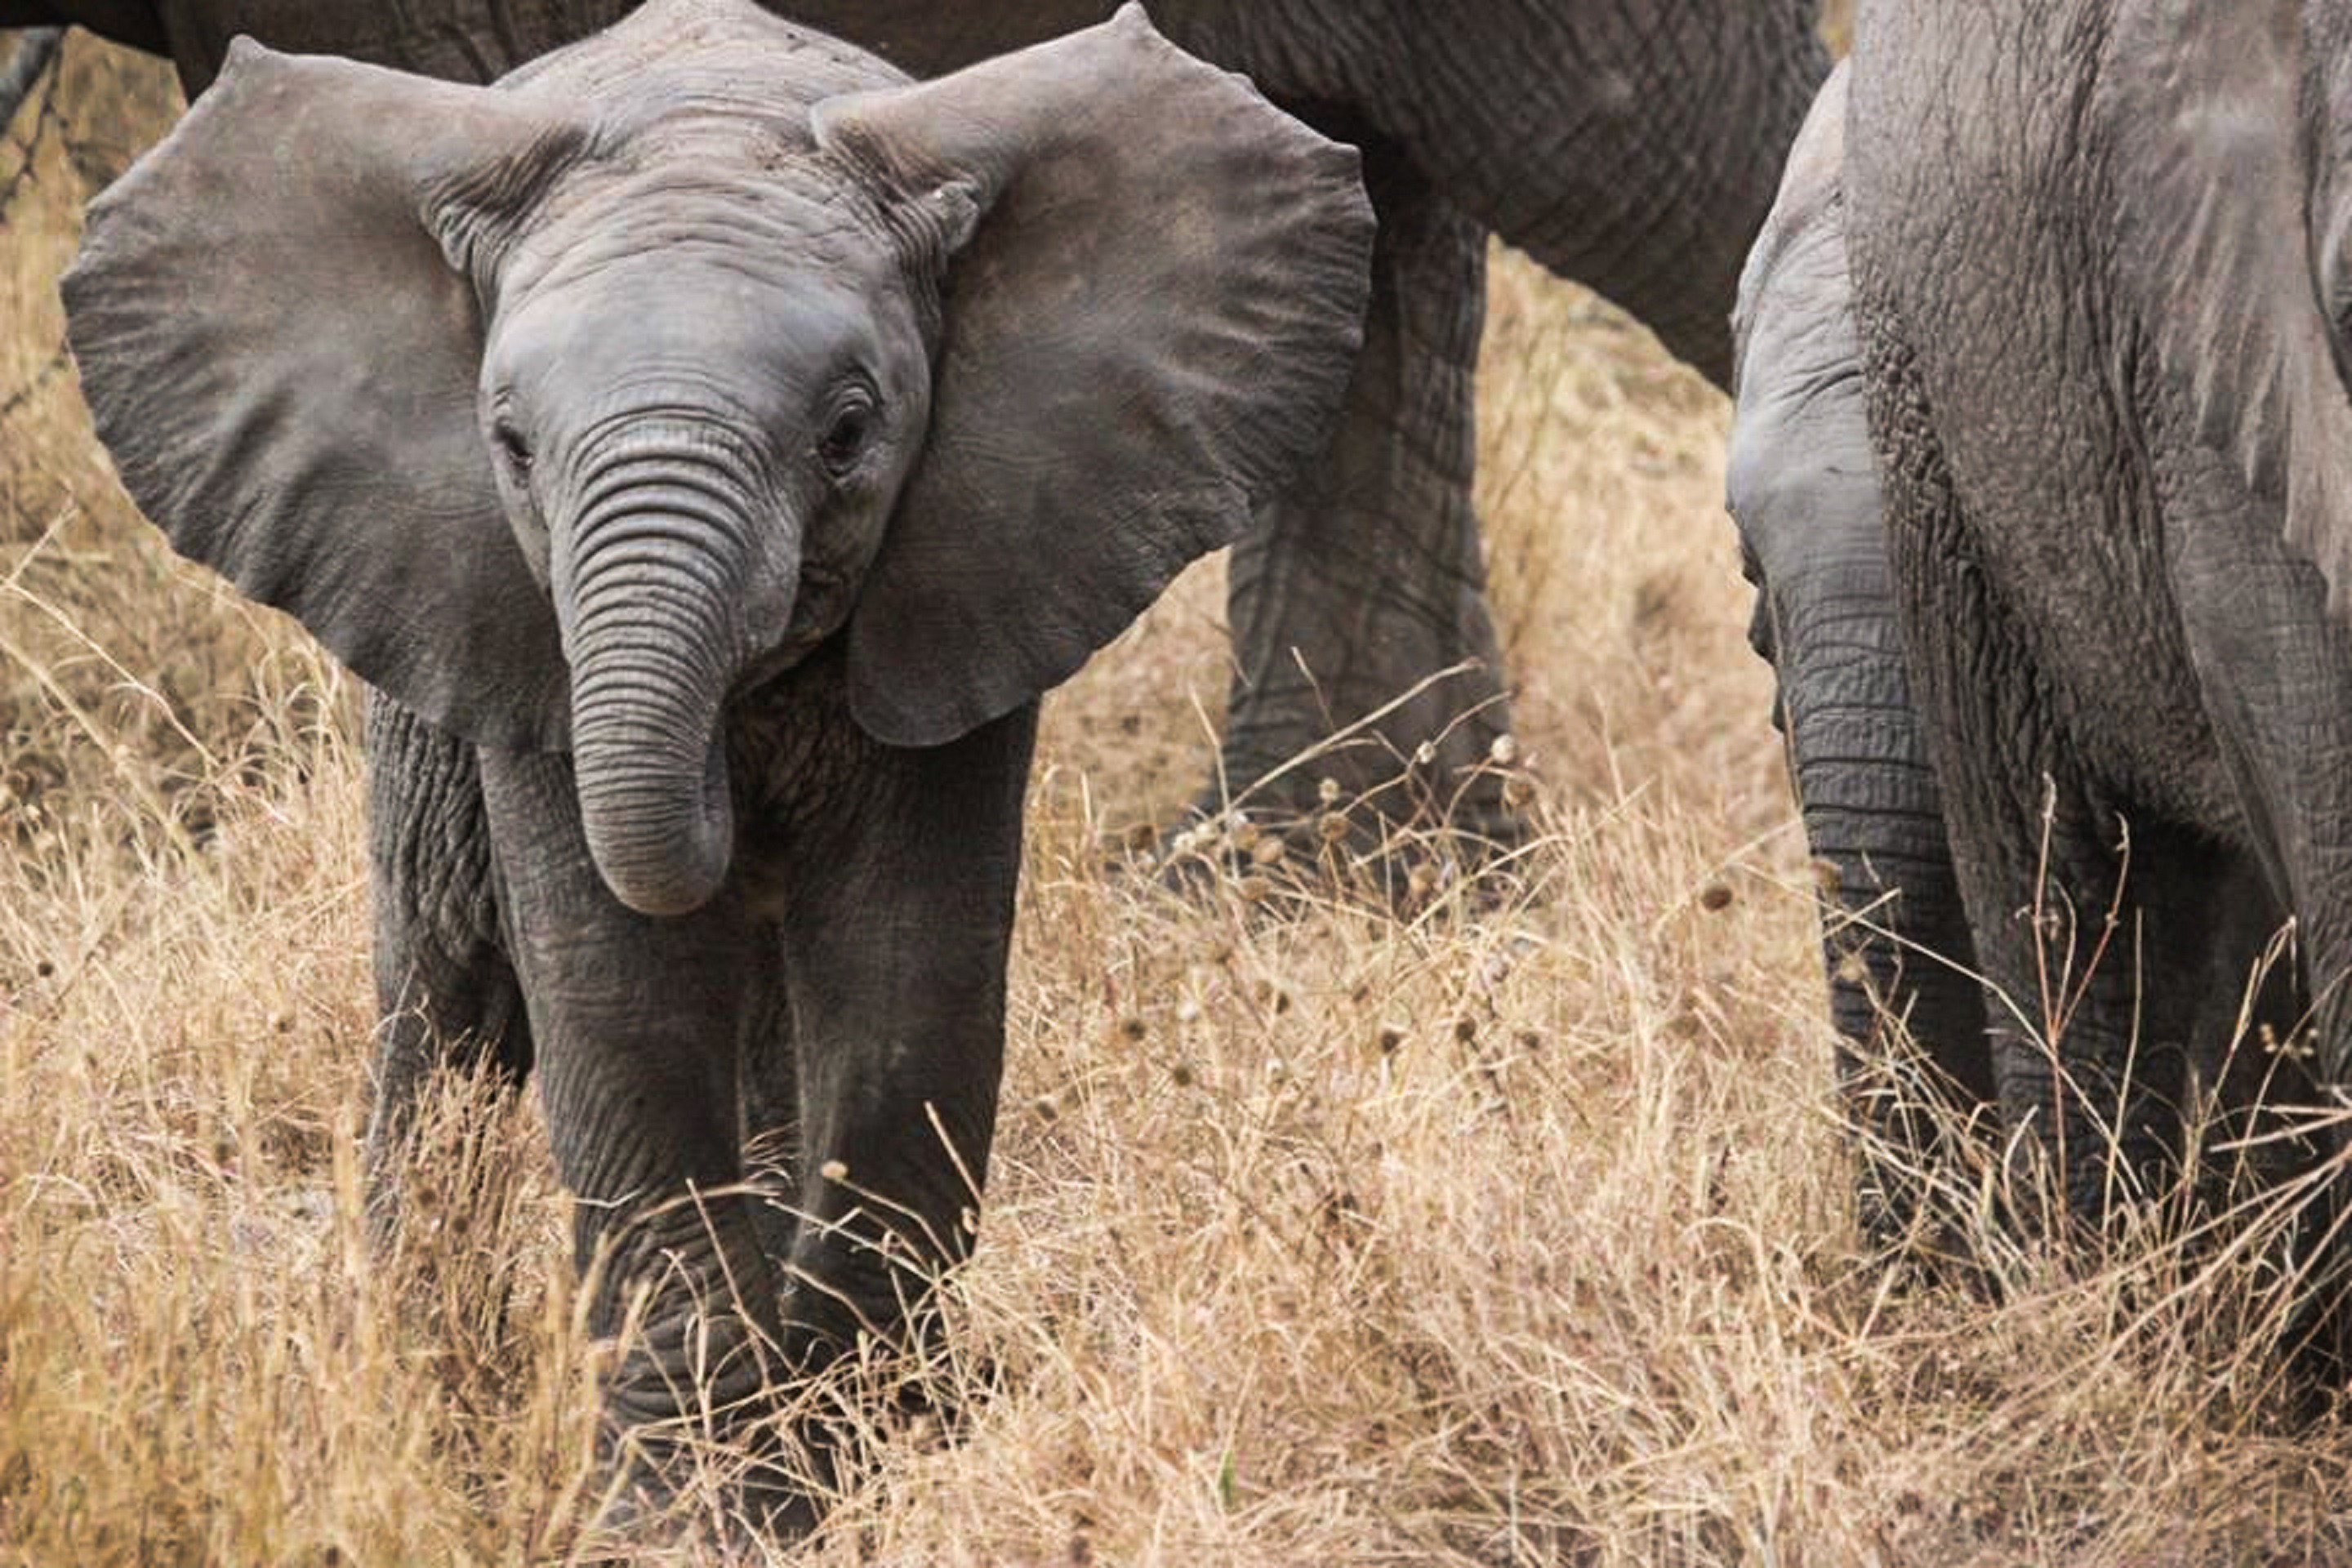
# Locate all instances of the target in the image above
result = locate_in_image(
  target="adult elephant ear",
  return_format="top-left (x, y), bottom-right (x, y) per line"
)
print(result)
top-left (2108, 0), bottom-right (2352, 618)
top-left (62, 40), bottom-right (582, 750)
top-left (813, 4), bottom-right (1374, 749)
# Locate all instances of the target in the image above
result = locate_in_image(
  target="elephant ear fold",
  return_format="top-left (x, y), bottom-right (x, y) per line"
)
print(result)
top-left (813, 4), bottom-right (1374, 749)
top-left (2108, 0), bottom-right (2352, 619)
top-left (63, 40), bottom-right (586, 749)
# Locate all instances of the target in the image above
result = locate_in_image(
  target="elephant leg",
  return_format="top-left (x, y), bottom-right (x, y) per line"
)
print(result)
top-left (2162, 457), bottom-right (2352, 1356)
top-left (1870, 343), bottom-right (2273, 1235)
top-left (738, 704), bottom-right (1036, 1383)
top-left (474, 747), bottom-right (788, 1508)
top-left (737, 977), bottom-right (800, 1283)
top-left (1217, 143), bottom-right (1513, 843)
top-left (361, 693), bottom-right (533, 1231)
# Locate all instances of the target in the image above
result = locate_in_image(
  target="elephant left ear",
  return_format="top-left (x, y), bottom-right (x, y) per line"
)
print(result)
top-left (2109, 0), bottom-right (2352, 617)
top-left (813, 4), bottom-right (1374, 749)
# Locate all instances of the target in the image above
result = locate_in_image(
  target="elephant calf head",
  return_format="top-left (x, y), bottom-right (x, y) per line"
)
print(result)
top-left (63, 0), bottom-right (1374, 915)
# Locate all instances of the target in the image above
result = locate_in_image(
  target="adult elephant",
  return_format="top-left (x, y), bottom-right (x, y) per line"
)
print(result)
top-left (62, 0), bottom-right (1373, 1524)
top-left (6, 0), bottom-right (1831, 844)
top-left (1829, 0), bottom-right (2342, 1232)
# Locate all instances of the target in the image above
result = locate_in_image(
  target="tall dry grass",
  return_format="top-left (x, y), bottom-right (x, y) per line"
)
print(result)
top-left (4, 24), bottom-right (2351, 1566)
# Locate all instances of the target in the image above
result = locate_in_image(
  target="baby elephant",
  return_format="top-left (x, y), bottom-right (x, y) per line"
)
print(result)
top-left (64, 0), bottom-right (1370, 1525)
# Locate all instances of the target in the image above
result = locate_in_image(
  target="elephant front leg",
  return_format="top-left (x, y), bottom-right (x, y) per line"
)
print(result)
top-left (1215, 146), bottom-right (1515, 847)
top-left (362, 693), bottom-right (533, 1236)
top-left (747, 705), bottom-right (1036, 1391)
top-left (474, 748), bottom-right (788, 1512)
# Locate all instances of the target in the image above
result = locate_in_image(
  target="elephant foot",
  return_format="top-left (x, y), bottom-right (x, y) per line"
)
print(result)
top-left (1144, 744), bottom-right (1535, 915)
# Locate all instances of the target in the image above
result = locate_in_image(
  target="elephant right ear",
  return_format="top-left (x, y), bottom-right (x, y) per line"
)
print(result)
top-left (63, 41), bottom-right (584, 749)
top-left (2108, 1), bottom-right (2352, 620)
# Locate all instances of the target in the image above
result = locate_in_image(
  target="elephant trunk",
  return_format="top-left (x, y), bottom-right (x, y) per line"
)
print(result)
top-left (556, 438), bottom-right (792, 918)
top-left (1768, 546), bottom-right (1989, 1097)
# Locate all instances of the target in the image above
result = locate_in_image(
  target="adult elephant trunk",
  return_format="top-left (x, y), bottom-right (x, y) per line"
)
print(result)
top-left (1768, 546), bottom-right (1989, 1080)
top-left (555, 436), bottom-right (788, 918)
top-left (1762, 541), bottom-right (1993, 1238)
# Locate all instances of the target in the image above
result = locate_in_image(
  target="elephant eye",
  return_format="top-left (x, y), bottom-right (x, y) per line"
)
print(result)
top-left (818, 396), bottom-right (877, 479)
top-left (492, 416), bottom-right (534, 476)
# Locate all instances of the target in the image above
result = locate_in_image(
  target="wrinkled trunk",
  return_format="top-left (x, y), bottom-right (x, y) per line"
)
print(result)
top-left (555, 441), bottom-right (789, 918)
top-left (1771, 546), bottom-right (1989, 1089)
top-left (1765, 544), bottom-right (1991, 1238)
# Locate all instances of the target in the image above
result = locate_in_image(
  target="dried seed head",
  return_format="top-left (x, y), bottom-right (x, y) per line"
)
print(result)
top-left (1236, 874), bottom-right (1273, 903)
top-left (1810, 858), bottom-right (1843, 893)
top-left (1169, 1062), bottom-right (1196, 1089)
top-left (1229, 822), bottom-right (1263, 853)
top-left (1489, 733), bottom-right (1519, 766)
top-left (1033, 1095), bottom-right (1060, 1122)
top-left (1317, 811), bottom-right (1351, 844)
top-left (1833, 953), bottom-right (1869, 987)
top-left (1317, 777), bottom-right (1342, 806)
top-left (1250, 835), bottom-right (1287, 867)
top-left (1118, 1014), bottom-right (1148, 1043)
top-left (1413, 741), bottom-right (1438, 768)
top-left (1377, 1023), bottom-right (1406, 1054)
top-left (1407, 865), bottom-right (1439, 899)
top-left (819, 1160), bottom-right (849, 1183)
top-left (1515, 1028), bottom-right (1544, 1052)
top-left (1503, 776), bottom-right (1537, 808)
top-left (1453, 1017), bottom-right (1478, 1045)
top-left (1123, 820), bottom-right (1159, 853)
top-left (1699, 881), bottom-right (1735, 912)
top-left (960, 1206), bottom-right (979, 1235)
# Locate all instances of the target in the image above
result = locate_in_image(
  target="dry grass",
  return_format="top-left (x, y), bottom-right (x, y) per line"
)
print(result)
top-left (6, 29), bottom-right (2352, 1566)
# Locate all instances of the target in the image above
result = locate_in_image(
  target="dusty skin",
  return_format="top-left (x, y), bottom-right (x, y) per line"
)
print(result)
top-left (11, 16), bottom-right (2352, 1564)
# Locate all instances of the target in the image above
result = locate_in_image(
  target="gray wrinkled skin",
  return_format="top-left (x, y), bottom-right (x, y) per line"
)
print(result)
top-left (1837, 0), bottom-right (2348, 1247)
top-left (1727, 63), bottom-right (1989, 1249)
top-left (62, 0), bottom-right (1374, 1529)
top-left (10, 0), bottom-right (1829, 838)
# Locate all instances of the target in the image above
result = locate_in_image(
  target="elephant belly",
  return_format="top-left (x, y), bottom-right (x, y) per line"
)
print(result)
top-left (751, 0), bottom-right (1115, 76)
top-left (157, 0), bottom-right (639, 87)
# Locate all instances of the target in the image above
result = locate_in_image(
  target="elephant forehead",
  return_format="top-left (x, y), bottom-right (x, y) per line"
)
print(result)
top-left (510, 155), bottom-right (898, 297)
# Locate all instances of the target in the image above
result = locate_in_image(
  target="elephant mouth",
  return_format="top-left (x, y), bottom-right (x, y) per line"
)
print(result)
top-left (730, 566), bottom-right (851, 698)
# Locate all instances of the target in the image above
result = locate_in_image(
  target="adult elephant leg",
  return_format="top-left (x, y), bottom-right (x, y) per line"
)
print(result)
top-left (474, 746), bottom-right (787, 1512)
top-left (361, 693), bottom-right (533, 1234)
top-left (1218, 145), bottom-right (1513, 842)
top-left (1869, 339), bottom-right (2234, 1238)
top-left (2162, 452), bottom-right (2352, 1361)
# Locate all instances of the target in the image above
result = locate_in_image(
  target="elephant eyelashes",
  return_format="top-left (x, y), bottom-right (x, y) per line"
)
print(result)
top-left (492, 416), bottom-right (534, 475)
top-left (817, 393), bottom-right (876, 479)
